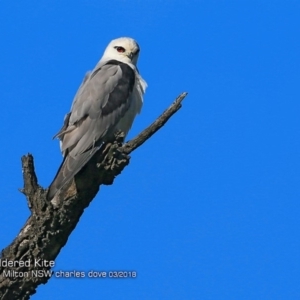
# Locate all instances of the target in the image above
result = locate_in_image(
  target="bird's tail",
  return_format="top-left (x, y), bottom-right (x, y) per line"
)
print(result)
top-left (47, 148), bottom-right (99, 200)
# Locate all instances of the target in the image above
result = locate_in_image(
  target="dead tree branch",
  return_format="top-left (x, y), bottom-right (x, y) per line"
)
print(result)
top-left (0, 92), bottom-right (187, 300)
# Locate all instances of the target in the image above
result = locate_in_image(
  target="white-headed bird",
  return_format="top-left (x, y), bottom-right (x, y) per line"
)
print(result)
top-left (47, 37), bottom-right (147, 200)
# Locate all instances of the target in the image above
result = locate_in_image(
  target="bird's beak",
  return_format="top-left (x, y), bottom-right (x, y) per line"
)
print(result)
top-left (127, 48), bottom-right (140, 60)
top-left (127, 52), bottom-right (134, 60)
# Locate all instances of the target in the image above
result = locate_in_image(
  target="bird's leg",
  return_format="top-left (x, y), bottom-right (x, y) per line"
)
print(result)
top-left (114, 130), bottom-right (125, 145)
top-left (96, 131), bottom-right (129, 174)
top-left (101, 142), bottom-right (112, 156)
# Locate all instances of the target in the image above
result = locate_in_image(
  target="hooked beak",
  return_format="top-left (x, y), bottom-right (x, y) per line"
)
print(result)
top-left (127, 48), bottom-right (140, 60)
top-left (127, 52), bottom-right (134, 60)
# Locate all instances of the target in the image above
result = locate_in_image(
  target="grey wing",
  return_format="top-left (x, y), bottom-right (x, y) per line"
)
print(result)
top-left (52, 71), bottom-right (91, 144)
top-left (62, 62), bottom-right (134, 156)
top-left (47, 61), bottom-right (135, 200)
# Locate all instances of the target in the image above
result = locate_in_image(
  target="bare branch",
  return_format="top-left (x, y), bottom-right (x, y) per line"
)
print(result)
top-left (0, 92), bottom-right (187, 300)
top-left (123, 92), bottom-right (187, 154)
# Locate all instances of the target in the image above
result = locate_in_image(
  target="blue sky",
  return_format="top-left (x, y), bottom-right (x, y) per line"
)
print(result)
top-left (1, 1), bottom-right (300, 299)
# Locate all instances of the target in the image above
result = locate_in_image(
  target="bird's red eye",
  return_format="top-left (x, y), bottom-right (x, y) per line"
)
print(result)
top-left (115, 46), bottom-right (125, 53)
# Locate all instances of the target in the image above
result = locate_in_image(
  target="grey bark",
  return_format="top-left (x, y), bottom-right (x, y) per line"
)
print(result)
top-left (0, 92), bottom-right (187, 299)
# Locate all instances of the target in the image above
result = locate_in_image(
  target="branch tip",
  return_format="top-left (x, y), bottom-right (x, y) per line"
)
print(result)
top-left (122, 92), bottom-right (188, 154)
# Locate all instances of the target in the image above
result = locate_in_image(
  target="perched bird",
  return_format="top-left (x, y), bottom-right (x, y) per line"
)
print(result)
top-left (47, 37), bottom-right (147, 200)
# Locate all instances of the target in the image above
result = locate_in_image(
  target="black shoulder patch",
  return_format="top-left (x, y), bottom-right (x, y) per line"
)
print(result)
top-left (101, 60), bottom-right (135, 116)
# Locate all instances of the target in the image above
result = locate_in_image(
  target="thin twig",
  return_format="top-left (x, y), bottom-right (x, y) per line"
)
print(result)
top-left (122, 92), bottom-right (188, 154)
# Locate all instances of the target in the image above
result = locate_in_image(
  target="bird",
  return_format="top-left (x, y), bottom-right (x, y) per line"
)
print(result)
top-left (47, 37), bottom-right (147, 200)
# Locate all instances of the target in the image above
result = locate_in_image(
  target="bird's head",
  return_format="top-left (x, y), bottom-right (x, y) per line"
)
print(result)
top-left (102, 37), bottom-right (140, 65)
